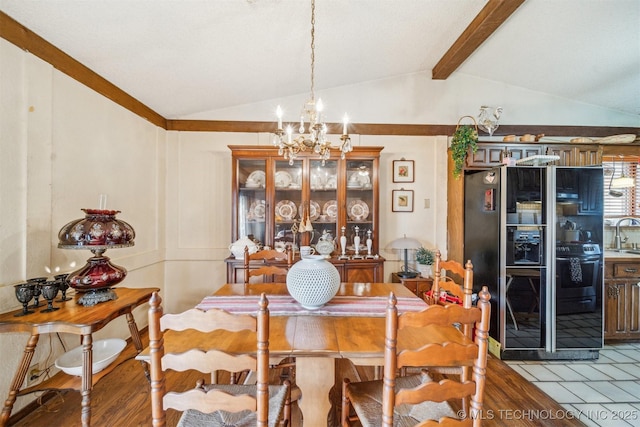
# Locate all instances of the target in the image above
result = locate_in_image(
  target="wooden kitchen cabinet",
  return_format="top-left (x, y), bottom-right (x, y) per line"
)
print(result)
top-left (545, 144), bottom-right (602, 166)
top-left (466, 143), bottom-right (542, 168)
top-left (226, 145), bottom-right (385, 283)
top-left (465, 142), bottom-right (602, 169)
top-left (604, 260), bottom-right (640, 341)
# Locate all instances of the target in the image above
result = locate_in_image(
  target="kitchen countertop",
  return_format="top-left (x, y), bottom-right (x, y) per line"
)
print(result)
top-left (604, 250), bottom-right (640, 260)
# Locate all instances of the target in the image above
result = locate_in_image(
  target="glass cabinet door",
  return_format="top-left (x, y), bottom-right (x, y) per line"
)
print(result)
top-left (274, 160), bottom-right (303, 252)
top-left (345, 159), bottom-right (375, 258)
top-left (236, 159), bottom-right (267, 246)
top-left (309, 159), bottom-right (338, 254)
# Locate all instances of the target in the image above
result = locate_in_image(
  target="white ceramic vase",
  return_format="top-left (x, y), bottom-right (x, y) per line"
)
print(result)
top-left (286, 255), bottom-right (340, 309)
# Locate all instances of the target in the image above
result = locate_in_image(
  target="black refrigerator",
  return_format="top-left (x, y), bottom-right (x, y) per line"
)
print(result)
top-left (464, 165), bottom-right (604, 360)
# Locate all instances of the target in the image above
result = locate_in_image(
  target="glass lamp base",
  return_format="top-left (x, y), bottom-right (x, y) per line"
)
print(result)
top-left (77, 289), bottom-right (118, 306)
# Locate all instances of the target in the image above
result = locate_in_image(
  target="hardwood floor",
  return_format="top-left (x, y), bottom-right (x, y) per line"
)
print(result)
top-left (9, 335), bottom-right (585, 427)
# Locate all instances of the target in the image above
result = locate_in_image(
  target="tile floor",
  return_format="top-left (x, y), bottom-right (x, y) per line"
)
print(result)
top-left (505, 342), bottom-right (640, 427)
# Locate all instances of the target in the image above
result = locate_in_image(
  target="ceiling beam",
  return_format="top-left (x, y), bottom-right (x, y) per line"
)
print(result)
top-left (432, 0), bottom-right (526, 80)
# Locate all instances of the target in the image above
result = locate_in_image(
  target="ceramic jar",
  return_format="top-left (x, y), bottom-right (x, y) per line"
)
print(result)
top-left (315, 239), bottom-right (335, 258)
top-left (228, 236), bottom-right (258, 258)
top-left (286, 255), bottom-right (340, 309)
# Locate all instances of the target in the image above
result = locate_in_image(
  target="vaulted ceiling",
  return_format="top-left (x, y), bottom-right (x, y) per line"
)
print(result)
top-left (1, 0), bottom-right (638, 122)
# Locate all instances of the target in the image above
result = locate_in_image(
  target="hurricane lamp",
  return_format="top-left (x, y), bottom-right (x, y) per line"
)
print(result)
top-left (58, 208), bottom-right (135, 306)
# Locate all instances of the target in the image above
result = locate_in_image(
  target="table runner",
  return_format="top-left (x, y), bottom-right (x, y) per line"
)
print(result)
top-left (195, 295), bottom-right (427, 317)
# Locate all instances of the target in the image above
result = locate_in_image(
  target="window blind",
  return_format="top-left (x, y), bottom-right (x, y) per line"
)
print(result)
top-left (603, 156), bottom-right (639, 217)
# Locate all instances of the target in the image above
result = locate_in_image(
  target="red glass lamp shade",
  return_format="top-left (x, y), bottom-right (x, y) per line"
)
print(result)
top-left (58, 209), bottom-right (135, 305)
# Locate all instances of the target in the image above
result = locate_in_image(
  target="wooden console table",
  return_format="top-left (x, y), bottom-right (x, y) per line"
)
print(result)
top-left (0, 286), bottom-right (158, 427)
top-left (391, 272), bottom-right (433, 298)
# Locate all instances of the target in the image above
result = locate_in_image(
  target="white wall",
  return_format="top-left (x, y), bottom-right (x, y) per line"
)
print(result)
top-left (183, 71), bottom-right (640, 128)
top-left (0, 39), bottom-right (166, 413)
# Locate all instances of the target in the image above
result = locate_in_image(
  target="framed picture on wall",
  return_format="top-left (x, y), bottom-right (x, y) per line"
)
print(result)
top-left (392, 189), bottom-right (414, 212)
top-left (392, 159), bottom-right (414, 183)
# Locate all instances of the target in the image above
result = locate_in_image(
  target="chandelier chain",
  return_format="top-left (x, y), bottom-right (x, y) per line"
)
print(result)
top-left (310, 0), bottom-right (315, 101)
top-left (272, 0), bottom-right (351, 165)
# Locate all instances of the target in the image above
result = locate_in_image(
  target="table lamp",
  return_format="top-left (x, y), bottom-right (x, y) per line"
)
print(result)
top-left (58, 207), bottom-right (135, 306)
top-left (388, 235), bottom-right (421, 279)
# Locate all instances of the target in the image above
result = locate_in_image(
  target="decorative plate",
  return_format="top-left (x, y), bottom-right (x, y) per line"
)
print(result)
top-left (347, 170), bottom-right (371, 188)
top-left (275, 170), bottom-right (293, 188)
top-left (300, 200), bottom-right (321, 221)
top-left (323, 200), bottom-right (338, 221)
top-left (249, 200), bottom-right (266, 220)
top-left (310, 171), bottom-right (323, 189)
top-left (325, 174), bottom-right (337, 189)
top-left (347, 199), bottom-right (369, 221)
top-left (247, 170), bottom-right (265, 187)
top-left (347, 172), bottom-right (361, 188)
top-left (275, 200), bottom-right (297, 220)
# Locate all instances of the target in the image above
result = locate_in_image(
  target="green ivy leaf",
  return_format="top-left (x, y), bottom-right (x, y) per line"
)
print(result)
top-left (451, 125), bottom-right (478, 178)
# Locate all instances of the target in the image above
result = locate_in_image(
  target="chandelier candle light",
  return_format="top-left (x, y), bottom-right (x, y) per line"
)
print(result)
top-left (273, 0), bottom-right (352, 165)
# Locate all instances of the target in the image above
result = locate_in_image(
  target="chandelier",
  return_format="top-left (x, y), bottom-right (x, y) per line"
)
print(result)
top-left (273, 0), bottom-right (351, 165)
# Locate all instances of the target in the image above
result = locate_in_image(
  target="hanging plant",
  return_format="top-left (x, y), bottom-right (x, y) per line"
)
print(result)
top-left (451, 116), bottom-right (479, 178)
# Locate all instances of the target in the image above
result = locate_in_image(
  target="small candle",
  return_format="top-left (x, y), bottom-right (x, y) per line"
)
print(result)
top-left (276, 105), bottom-right (283, 130)
top-left (99, 194), bottom-right (108, 210)
top-left (286, 125), bottom-right (292, 143)
top-left (343, 113), bottom-right (349, 135)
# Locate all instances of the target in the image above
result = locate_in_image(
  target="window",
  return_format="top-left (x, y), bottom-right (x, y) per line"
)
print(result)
top-left (603, 156), bottom-right (639, 217)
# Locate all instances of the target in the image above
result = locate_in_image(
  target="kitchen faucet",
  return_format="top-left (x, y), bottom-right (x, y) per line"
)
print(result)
top-left (614, 217), bottom-right (638, 250)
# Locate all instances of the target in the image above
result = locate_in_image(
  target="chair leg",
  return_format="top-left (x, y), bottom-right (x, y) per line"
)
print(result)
top-left (282, 379), bottom-right (292, 427)
top-left (341, 378), bottom-right (355, 427)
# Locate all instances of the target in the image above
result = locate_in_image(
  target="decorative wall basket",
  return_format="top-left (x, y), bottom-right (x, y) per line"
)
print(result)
top-left (286, 255), bottom-right (340, 310)
top-left (451, 115), bottom-right (479, 178)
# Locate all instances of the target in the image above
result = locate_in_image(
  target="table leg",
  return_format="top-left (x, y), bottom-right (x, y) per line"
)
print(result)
top-left (125, 312), bottom-right (150, 381)
top-left (80, 334), bottom-right (93, 427)
top-left (1, 333), bottom-right (39, 426)
top-left (296, 357), bottom-right (334, 427)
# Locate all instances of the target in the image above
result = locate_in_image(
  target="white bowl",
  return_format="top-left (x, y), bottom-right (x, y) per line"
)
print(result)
top-left (55, 338), bottom-right (126, 376)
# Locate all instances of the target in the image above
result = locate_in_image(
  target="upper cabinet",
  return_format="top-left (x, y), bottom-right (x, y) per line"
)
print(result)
top-left (467, 143), bottom-right (542, 168)
top-left (544, 144), bottom-right (602, 166)
top-left (228, 145), bottom-right (385, 282)
top-left (466, 141), bottom-right (604, 169)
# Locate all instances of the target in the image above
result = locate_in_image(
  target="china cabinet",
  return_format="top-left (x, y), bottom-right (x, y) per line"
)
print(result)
top-left (227, 145), bottom-right (385, 283)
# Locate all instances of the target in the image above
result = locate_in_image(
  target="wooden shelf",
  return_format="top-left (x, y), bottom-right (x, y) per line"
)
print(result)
top-left (18, 344), bottom-right (139, 395)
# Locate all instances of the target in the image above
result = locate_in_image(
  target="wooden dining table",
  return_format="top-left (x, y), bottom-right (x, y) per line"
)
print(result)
top-left (138, 282), bottom-right (445, 427)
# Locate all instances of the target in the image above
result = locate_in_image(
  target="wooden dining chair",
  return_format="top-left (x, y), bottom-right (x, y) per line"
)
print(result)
top-left (244, 246), bottom-right (293, 285)
top-left (426, 250), bottom-right (473, 308)
top-left (341, 287), bottom-right (491, 427)
top-left (148, 291), bottom-right (290, 427)
top-left (242, 245), bottom-right (297, 384)
top-left (422, 250), bottom-right (476, 414)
